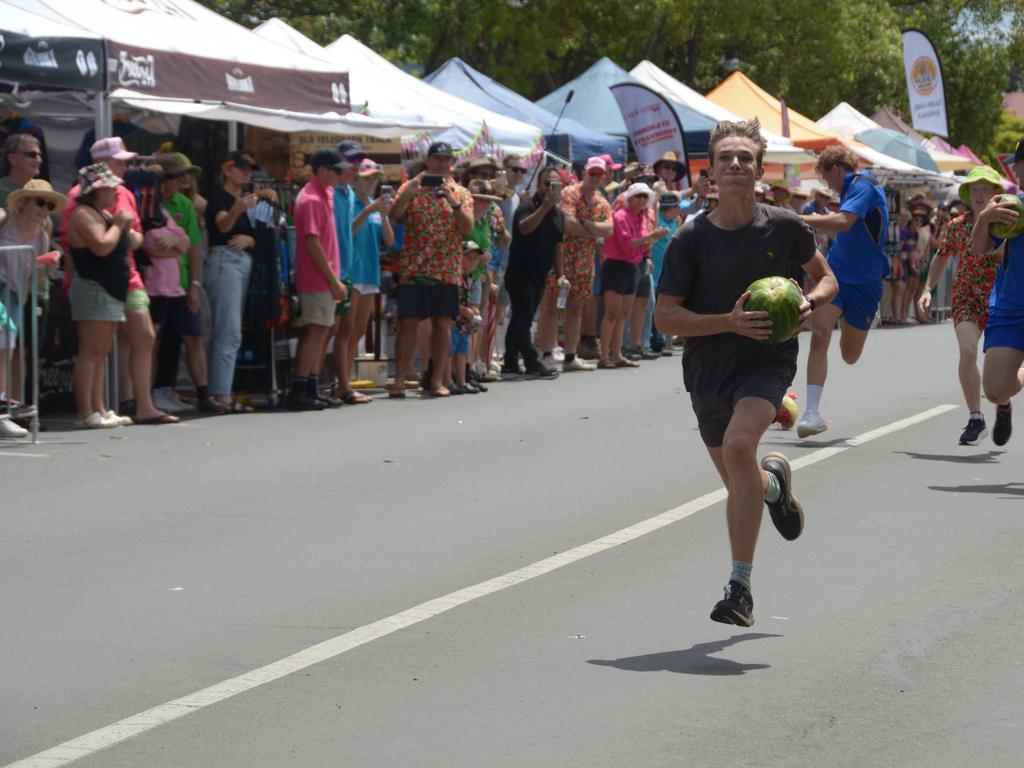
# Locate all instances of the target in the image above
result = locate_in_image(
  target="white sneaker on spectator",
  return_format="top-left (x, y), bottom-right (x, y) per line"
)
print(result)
top-left (552, 346), bottom-right (565, 363)
top-left (153, 387), bottom-right (191, 413)
top-left (75, 412), bottom-right (112, 429)
top-left (563, 357), bottom-right (597, 372)
top-left (796, 411), bottom-right (828, 438)
top-left (103, 411), bottom-right (133, 427)
top-left (0, 417), bottom-right (28, 438)
top-left (541, 353), bottom-right (559, 371)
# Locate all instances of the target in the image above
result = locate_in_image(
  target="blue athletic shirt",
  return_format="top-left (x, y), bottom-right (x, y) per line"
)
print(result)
top-left (350, 197), bottom-right (383, 286)
top-left (827, 171), bottom-right (890, 284)
top-left (988, 194), bottom-right (1024, 320)
top-left (333, 183), bottom-right (356, 279)
top-left (650, 210), bottom-right (678, 286)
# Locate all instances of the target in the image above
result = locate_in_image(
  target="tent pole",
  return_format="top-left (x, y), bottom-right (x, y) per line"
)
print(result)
top-left (95, 90), bottom-right (118, 410)
top-left (228, 120), bottom-right (238, 151)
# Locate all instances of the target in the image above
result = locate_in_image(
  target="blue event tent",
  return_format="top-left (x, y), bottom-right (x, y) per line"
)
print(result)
top-left (537, 57), bottom-right (714, 155)
top-left (424, 57), bottom-right (627, 164)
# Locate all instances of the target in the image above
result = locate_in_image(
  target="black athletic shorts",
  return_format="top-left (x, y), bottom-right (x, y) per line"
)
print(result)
top-left (149, 295), bottom-right (202, 337)
top-left (601, 258), bottom-right (637, 296)
top-left (397, 282), bottom-right (459, 319)
top-left (689, 361), bottom-right (796, 448)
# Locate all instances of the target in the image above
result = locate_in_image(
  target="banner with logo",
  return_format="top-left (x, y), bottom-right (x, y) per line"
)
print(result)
top-left (0, 32), bottom-right (104, 90)
top-left (106, 42), bottom-right (350, 114)
top-left (609, 82), bottom-right (690, 186)
top-left (901, 29), bottom-right (949, 137)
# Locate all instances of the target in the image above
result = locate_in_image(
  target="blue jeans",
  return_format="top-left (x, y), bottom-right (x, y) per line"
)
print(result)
top-left (204, 246), bottom-right (252, 397)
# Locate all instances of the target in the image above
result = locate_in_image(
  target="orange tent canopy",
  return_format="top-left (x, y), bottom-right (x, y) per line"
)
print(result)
top-left (706, 72), bottom-right (843, 151)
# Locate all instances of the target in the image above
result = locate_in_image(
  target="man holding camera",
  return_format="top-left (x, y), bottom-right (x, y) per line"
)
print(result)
top-left (388, 142), bottom-right (474, 398)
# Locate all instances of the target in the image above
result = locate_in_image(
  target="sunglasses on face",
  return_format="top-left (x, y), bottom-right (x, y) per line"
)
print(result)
top-left (505, 167), bottom-right (526, 174)
top-left (17, 151), bottom-right (42, 160)
top-left (586, 170), bottom-right (604, 178)
top-left (476, 173), bottom-right (495, 180)
top-left (33, 197), bottom-right (55, 211)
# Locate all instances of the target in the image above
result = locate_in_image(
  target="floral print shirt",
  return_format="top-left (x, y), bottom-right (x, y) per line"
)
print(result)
top-left (560, 183), bottom-right (612, 265)
top-left (395, 181), bottom-right (474, 285)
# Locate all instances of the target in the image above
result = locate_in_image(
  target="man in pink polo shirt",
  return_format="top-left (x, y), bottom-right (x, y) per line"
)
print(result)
top-left (287, 147), bottom-right (347, 411)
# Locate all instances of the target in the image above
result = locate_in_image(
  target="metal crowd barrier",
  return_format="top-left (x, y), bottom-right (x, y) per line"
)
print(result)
top-left (0, 244), bottom-right (40, 443)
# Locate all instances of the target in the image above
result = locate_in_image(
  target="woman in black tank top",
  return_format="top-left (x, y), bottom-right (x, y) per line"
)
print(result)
top-left (66, 162), bottom-right (142, 427)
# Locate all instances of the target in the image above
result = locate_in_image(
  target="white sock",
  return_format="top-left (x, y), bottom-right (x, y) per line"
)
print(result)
top-left (806, 385), bottom-right (823, 414)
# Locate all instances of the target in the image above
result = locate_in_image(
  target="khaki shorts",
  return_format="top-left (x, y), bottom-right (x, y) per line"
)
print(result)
top-left (70, 278), bottom-right (125, 323)
top-left (295, 291), bottom-right (337, 328)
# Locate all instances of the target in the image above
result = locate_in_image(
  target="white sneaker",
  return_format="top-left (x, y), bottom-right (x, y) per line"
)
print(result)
top-left (0, 416), bottom-right (28, 438)
top-left (796, 411), bottom-right (828, 438)
top-left (153, 388), bottom-right (192, 413)
top-left (75, 412), bottom-right (112, 429)
top-left (102, 411), bottom-right (133, 427)
top-left (563, 357), bottom-right (597, 372)
top-left (551, 346), bottom-right (566, 363)
top-left (541, 354), bottom-right (559, 371)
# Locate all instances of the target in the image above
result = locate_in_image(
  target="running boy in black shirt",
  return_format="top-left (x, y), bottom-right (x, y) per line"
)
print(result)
top-left (655, 119), bottom-right (838, 626)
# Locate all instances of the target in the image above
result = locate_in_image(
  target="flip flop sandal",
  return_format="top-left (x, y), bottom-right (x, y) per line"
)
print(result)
top-left (134, 413), bottom-right (180, 425)
top-left (387, 386), bottom-right (407, 399)
top-left (340, 390), bottom-right (372, 404)
top-left (615, 359), bottom-right (640, 368)
top-left (225, 401), bottom-right (255, 414)
top-left (598, 360), bottom-right (617, 369)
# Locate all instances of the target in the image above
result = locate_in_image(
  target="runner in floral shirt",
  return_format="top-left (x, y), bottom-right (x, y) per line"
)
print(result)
top-left (918, 165), bottom-right (1003, 444)
top-left (536, 157), bottom-right (614, 372)
top-left (388, 141), bottom-right (473, 398)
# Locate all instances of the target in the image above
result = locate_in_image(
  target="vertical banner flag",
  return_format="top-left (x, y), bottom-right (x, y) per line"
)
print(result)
top-left (609, 82), bottom-right (690, 186)
top-left (901, 29), bottom-right (949, 137)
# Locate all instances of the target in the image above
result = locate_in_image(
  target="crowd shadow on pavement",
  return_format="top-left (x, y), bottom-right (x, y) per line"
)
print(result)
top-left (927, 482), bottom-right (1024, 498)
top-left (587, 633), bottom-right (782, 676)
top-left (897, 450), bottom-right (1003, 464)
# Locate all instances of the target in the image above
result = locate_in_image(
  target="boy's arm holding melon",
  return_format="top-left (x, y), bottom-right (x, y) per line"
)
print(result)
top-left (972, 197), bottom-right (1020, 255)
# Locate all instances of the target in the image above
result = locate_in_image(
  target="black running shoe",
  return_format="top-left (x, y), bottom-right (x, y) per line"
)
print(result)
top-left (761, 451), bottom-right (803, 541)
top-left (959, 417), bottom-right (988, 446)
top-left (710, 580), bottom-right (754, 627)
top-left (286, 392), bottom-right (325, 411)
top-left (524, 366), bottom-right (559, 379)
top-left (993, 404), bottom-right (1012, 446)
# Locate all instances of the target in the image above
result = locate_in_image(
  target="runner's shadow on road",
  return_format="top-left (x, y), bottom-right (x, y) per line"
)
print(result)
top-left (587, 633), bottom-right (781, 676)
top-left (897, 450), bottom-right (1003, 464)
top-left (928, 482), bottom-right (1024, 498)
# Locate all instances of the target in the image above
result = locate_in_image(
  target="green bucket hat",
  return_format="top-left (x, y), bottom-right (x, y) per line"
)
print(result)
top-left (958, 165), bottom-right (1002, 204)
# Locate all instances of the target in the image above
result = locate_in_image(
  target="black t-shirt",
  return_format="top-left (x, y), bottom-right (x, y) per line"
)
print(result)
top-left (206, 187), bottom-right (254, 248)
top-left (506, 194), bottom-right (563, 283)
top-left (658, 204), bottom-right (815, 393)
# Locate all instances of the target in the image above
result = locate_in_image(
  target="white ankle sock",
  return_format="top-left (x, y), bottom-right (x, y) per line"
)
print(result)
top-left (806, 385), bottom-right (823, 414)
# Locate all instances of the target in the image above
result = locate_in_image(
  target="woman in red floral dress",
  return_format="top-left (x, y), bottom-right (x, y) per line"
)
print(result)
top-left (919, 166), bottom-right (1004, 444)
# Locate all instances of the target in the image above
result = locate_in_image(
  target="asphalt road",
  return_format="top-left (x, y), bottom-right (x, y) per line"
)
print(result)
top-left (3, 321), bottom-right (1022, 768)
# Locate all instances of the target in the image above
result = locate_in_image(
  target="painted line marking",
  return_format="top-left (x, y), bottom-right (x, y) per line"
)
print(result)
top-left (0, 451), bottom-right (48, 458)
top-left (4, 403), bottom-right (957, 768)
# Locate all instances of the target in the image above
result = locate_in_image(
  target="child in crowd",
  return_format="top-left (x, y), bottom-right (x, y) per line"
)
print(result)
top-left (446, 241), bottom-right (485, 394)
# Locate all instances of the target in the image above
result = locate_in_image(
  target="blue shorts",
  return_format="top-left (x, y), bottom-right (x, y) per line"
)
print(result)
top-left (833, 281), bottom-right (882, 331)
top-left (450, 328), bottom-right (470, 356)
top-left (983, 316), bottom-right (1024, 353)
top-left (592, 251), bottom-right (602, 294)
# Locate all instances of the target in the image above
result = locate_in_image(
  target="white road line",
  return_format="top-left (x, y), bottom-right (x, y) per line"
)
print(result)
top-left (4, 403), bottom-right (958, 768)
top-left (0, 451), bottom-right (48, 458)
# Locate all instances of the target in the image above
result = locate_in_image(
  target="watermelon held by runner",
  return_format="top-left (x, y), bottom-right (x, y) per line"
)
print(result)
top-left (989, 194), bottom-right (1024, 240)
top-left (743, 276), bottom-right (804, 344)
top-left (775, 392), bottom-right (798, 430)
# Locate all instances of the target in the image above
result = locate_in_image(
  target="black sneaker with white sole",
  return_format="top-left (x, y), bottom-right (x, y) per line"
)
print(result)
top-left (761, 451), bottom-right (803, 541)
top-left (993, 404), bottom-right (1012, 446)
top-left (710, 580), bottom-right (754, 626)
top-left (959, 416), bottom-right (988, 446)
top-left (524, 366), bottom-right (559, 379)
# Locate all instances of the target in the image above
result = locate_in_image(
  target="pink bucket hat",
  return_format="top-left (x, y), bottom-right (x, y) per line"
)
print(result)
top-left (90, 136), bottom-right (137, 162)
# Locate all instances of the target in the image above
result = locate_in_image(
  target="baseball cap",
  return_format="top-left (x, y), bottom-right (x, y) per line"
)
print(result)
top-left (357, 158), bottom-right (383, 177)
top-left (584, 156), bottom-right (608, 175)
top-left (337, 139), bottom-right (365, 163)
top-left (599, 153), bottom-right (623, 171)
top-left (427, 141), bottom-right (454, 158)
top-left (90, 136), bottom-right (137, 162)
top-left (220, 150), bottom-right (253, 171)
top-left (311, 147), bottom-right (345, 172)
top-left (658, 192), bottom-right (681, 207)
top-left (1013, 137), bottom-right (1024, 164)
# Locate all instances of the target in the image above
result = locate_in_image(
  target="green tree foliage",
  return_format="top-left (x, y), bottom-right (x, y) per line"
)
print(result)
top-left (199, 0), bottom-right (1022, 159)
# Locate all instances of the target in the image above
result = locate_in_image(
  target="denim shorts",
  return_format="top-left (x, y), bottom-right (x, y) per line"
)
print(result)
top-left (450, 328), bottom-right (470, 356)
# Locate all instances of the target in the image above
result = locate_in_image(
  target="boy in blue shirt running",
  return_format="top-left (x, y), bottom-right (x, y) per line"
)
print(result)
top-left (970, 137), bottom-right (1024, 446)
top-left (799, 146), bottom-right (890, 437)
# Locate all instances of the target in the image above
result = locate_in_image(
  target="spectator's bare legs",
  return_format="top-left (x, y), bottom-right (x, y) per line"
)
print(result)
top-left (331, 311), bottom-right (353, 394)
top-left (428, 316), bottom-right (452, 395)
top-left (629, 295), bottom-right (648, 349)
top-left (955, 322), bottom-right (984, 413)
top-left (536, 288), bottom-right (558, 356)
top-left (295, 323), bottom-right (333, 381)
top-left (416, 318), bottom-right (431, 378)
top-left (123, 309), bottom-right (167, 420)
top-left (563, 296), bottom-right (585, 357)
top-left (345, 290), bottom-right (375, 379)
top-left (116, 330), bottom-right (132, 403)
top-left (390, 317), bottom-right (421, 394)
top-left (73, 321), bottom-right (117, 420)
top-left (184, 335), bottom-right (209, 402)
top-left (582, 293), bottom-right (600, 356)
top-left (600, 290), bottom-right (628, 363)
